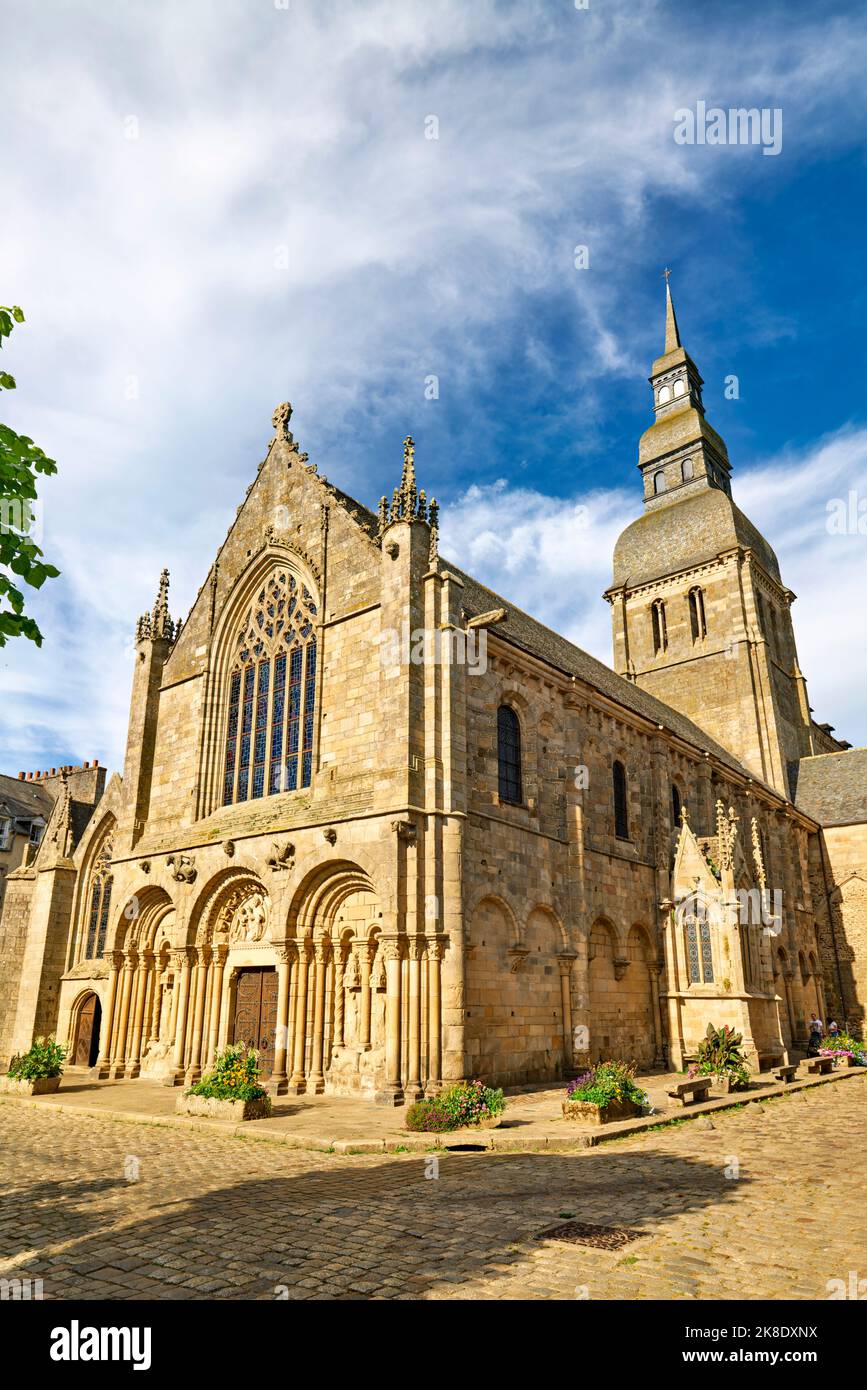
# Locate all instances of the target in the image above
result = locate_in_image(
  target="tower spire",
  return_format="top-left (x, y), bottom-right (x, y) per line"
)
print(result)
top-left (663, 269), bottom-right (681, 353)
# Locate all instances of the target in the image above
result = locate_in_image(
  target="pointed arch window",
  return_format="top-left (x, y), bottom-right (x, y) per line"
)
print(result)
top-left (651, 598), bottom-right (668, 654)
top-left (497, 705), bottom-right (523, 805)
top-left (84, 832), bottom-right (114, 960)
top-left (688, 586), bottom-right (707, 641)
top-left (671, 781), bottom-right (682, 827)
top-left (613, 760), bottom-right (629, 840)
top-left (223, 569), bottom-right (318, 804)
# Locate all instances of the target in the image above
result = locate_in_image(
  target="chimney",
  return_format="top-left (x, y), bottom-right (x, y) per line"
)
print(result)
top-left (18, 771), bottom-right (24, 780)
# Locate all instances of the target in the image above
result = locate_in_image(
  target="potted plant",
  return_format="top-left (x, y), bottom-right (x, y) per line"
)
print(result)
top-left (562, 1060), bottom-right (648, 1124)
top-left (405, 1080), bottom-right (506, 1133)
top-left (2, 1037), bottom-right (66, 1095)
top-left (819, 1033), bottom-right (866, 1067)
top-left (695, 1023), bottom-right (751, 1093)
top-left (177, 1042), bottom-right (273, 1121)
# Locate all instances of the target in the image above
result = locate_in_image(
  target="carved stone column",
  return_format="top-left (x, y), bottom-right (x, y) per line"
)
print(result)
top-left (288, 940), bottom-right (311, 1094)
top-left (648, 961), bottom-right (665, 1067)
top-left (557, 954), bottom-right (577, 1071)
top-left (376, 938), bottom-right (404, 1106)
top-left (110, 952), bottom-right (137, 1078)
top-left (168, 947), bottom-right (194, 1086)
top-left (204, 944), bottom-right (229, 1070)
top-left (269, 944), bottom-right (295, 1093)
top-left (425, 938), bottom-right (445, 1094)
top-left (148, 966), bottom-right (164, 1044)
top-left (127, 950), bottom-right (153, 1077)
top-left (95, 951), bottom-right (123, 1078)
top-left (358, 939), bottom-right (373, 1049)
top-left (308, 940), bottom-right (330, 1093)
top-left (405, 939), bottom-right (424, 1100)
top-left (185, 945), bottom-right (212, 1085)
top-left (332, 944), bottom-right (346, 1049)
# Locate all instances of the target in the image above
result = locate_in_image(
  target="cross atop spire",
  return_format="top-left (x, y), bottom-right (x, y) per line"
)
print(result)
top-left (663, 271), bottom-right (682, 354)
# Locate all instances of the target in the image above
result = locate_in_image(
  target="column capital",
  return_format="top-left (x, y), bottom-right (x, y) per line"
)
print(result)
top-left (425, 936), bottom-right (447, 962)
top-left (556, 952), bottom-right (577, 977)
top-left (274, 941), bottom-right (298, 966)
top-left (104, 950), bottom-right (124, 971)
top-left (211, 942), bottom-right (229, 966)
top-left (314, 938), bottom-right (331, 965)
top-left (407, 938), bottom-right (426, 962)
top-left (171, 946), bottom-right (195, 971)
top-left (380, 936), bottom-right (405, 962)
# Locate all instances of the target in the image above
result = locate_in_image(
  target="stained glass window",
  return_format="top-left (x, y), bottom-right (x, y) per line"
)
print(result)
top-left (83, 833), bottom-right (114, 961)
top-left (497, 705), bottom-right (522, 804)
top-left (613, 760), bottom-right (629, 840)
top-left (223, 568), bottom-right (319, 805)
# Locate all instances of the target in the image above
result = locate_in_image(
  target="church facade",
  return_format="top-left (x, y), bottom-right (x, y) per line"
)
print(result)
top-left (1, 286), bottom-right (864, 1100)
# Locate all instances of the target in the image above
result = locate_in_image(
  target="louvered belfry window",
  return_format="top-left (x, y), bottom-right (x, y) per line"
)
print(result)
top-left (223, 569), bottom-right (318, 804)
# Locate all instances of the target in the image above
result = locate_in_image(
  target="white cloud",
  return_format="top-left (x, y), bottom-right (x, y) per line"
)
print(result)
top-left (1, 0), bottom-right (867, 770)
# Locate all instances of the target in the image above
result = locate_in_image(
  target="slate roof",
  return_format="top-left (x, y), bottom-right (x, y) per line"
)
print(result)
top-left (611, 486), bottom-right (782, 589)
top-left (791, 749), bottom-right (867, 826)
top-left (0, 773), bottom-right (54, 825)
top-left (445, 558), bottom-right (780, 791)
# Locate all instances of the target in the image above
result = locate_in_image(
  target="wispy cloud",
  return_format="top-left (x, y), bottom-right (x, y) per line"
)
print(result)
top-left (1, 0), bottom-right (867, 770)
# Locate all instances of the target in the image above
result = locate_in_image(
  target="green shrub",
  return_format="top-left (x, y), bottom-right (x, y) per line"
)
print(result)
top-left (697, 1023), bottom-right (746, 1074)
top-left (405, 1081), bottom-right (506, 1132)
top-left (405, 1099), bottom-right (455, 1132)
top-left (566, 1060), bottom-right (647, 1109)
top-left (7, 1037), bottom-right (66, 1080)
top-left (187, 1042), bottom-right (269, 1102)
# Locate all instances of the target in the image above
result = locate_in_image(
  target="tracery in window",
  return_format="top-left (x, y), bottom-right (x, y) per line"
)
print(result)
top-left (84, 832), bottom-right (114, 960)
top-left (223, 569), bottom-right (318, 804)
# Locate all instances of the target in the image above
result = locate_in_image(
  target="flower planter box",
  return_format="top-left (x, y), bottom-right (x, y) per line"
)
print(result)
top-left (0, 1074), bottom-right (62, 1096)
top-left (562, 1098), bottom-right (642, 1125)
top-left (176, 1093), bottom-right (272, 1122)
top-left (470, 1114), bottom-right (502, 1129)
top-left (715, 1074), bottom-right (749, 1095)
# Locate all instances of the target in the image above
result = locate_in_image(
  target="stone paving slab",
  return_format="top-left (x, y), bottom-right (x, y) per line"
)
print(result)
top-left (0, 1079), bottom-right (864, 1300)
top-left (3, 1064), bottom-right (863, 1155)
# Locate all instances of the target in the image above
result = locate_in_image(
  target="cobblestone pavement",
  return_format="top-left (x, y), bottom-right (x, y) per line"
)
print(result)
top-left (0, 1078), bottom-right (864, 1301)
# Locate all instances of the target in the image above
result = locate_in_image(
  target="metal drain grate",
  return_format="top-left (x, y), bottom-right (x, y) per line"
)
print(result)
top-left (536, 1221), bottom-right (642, 1250)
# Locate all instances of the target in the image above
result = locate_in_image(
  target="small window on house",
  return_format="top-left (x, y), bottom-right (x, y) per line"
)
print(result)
top-left (497, 705), bottom-right (523, 805)
top-left (756, 592), bottom-right (767, 635)
top-left (658, 385), bottom-right (672, 405)
top-left (29, 820), bottom-right (44, 847)
top-left (673, 377), bottom-right (686, 398)
top-left (681, 457), bottom-right (694, 481)
top-left (653, 470), bottom-right (666, 495)
top-left (0, 819), bottom-right (11, 851)
top-left (651, 599), bottom-right (668, 655)
top-left (688, 586), bottom-right (707, 641)
top-left (672, 782), bottom-right (682, 826)
top-left (613, 760), bottom-right (629, 840)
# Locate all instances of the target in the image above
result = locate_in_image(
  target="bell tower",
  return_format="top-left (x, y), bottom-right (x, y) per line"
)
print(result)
top-left (605, 275), bottom-right (837, 799)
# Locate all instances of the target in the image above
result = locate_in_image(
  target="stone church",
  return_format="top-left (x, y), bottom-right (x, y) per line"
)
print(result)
top-left (1, 283), bottom-right (865, 1101)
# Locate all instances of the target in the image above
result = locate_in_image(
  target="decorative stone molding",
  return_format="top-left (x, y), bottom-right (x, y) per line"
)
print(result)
top-left (613, 957), bottom-right (630, 981)
top-left (167, 853), bottom-right (197, 884)
top-left (507, 945), bottom-right (530, 973)
top-left (391, 819), bottom-right (418, 844)
top-left (323, 827), bottom-right (337, 846)
top-left (267, 840), bottom-right (295, 872)
top-left (222, 840), bottom-right (235, 858)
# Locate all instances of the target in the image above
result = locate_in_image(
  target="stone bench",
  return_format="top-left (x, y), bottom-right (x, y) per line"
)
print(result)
top-left (806, 1056), bottom-right (834, 1076)
top-left (774, 1063), bottom-right (799, 1084)
top-left (667, 1076), bottom-right (713, 1107)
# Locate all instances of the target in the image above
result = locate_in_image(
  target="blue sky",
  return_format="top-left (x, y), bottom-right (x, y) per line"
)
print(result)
top-left (1, 0), bottom-right (866, 772)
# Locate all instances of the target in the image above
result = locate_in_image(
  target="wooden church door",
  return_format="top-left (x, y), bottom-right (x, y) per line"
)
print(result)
top-left (231, 968), bottom-right (278, 1079)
